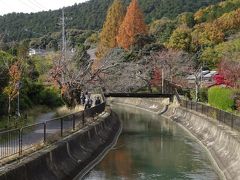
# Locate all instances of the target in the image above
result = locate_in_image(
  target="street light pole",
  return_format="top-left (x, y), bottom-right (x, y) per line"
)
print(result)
top-left (17, 91), bottom-right (20, 117)
top-left (16, 81), bottom-right (22, 118)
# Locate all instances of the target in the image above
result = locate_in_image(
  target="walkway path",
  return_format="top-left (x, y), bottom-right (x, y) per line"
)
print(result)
top-left (0, 112), bottom-right (57, 160)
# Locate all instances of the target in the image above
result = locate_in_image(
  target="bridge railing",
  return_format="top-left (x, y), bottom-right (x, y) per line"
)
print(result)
top-left (0, 102), bottom-right (106, 162)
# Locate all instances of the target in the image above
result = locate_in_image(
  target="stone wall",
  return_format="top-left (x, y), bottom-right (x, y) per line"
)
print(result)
top-left (0, 111), bottom-right (121, 180)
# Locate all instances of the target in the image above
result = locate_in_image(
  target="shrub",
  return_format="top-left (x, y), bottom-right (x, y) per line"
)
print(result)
top-left (199, 88), bottom-right (208, 102)
top-left (234, 91), bottom-right (240, 111)
top-left (0, 94), bottom-right (8, 116)
top-left (208, 86), bottom-right (235, 111)
top-left (39, 88), bottom-right (63, 108)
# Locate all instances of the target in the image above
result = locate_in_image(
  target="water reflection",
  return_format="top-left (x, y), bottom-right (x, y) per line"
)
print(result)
top-left (83, 105), bottom-right (220, 180)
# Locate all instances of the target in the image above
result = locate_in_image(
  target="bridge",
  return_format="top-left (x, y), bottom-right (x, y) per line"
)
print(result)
top-left (104, 93), bottom-right (174, 101)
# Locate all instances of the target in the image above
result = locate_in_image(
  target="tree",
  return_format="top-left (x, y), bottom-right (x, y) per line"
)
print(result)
top-left (3, 61), bottom-right (22, 121)
top-left (151, 67), bottom-right (162, 87)
top-left (149, 18), bottom-right (176, 43)
top-left (0, 51), bottom-right (14, 91)
top-left (177, 12), bottom-right (195, 28)
top-left (117, 0), bottom-right (148, 50)
top-left (151, 49), bottom-right (194, 83)
top-left (168, 26), bottom-right (192, 52)
top-left (218, 59), bottom-right (240, 89)
top-left (96, 0), bottom-right (126, 59)
top-left (191, 23), bottom-right (224, 47)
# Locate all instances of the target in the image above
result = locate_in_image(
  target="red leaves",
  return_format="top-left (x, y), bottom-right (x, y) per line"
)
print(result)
top-left (215, 59), bottom-right (240, 88)
top-left (213, 74), bottom-right (225, 85)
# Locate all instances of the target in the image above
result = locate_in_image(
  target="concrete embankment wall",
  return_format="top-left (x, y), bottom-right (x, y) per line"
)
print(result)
top-left (168, 107), bottom-right (240, 180)
top-left (0, 112), bottom-right (121, 180)
top-left (108, 97), bottom-right (170, 114)
top-left (110, 97), bottom-right (240, 180)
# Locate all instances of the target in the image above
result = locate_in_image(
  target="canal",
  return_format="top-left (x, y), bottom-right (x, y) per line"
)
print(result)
top-left (82, 104), bottom-right (220, 180)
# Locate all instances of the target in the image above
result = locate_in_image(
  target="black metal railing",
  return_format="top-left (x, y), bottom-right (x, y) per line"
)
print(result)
top-left (180, 100), bottom-right (240, 131)
top-left (0, 102), bottom-right (106, 161)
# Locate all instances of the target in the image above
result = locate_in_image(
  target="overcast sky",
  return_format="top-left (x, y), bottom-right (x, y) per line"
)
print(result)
top-left (0, 0), bottom-right (88, 15)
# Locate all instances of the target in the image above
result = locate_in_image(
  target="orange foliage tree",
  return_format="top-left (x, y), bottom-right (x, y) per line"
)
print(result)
top-left (3, 61), bottom-right (22, 118)
top-left (117, 0), bottom-right (148, 50)
top-left (96, 0), bottom-right (126, 59)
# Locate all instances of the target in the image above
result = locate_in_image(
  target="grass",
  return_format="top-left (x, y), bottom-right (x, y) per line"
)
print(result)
top-left (55, 105), bottom-right (84, 117)
top-left (208, 86), bottom-right (235, 112)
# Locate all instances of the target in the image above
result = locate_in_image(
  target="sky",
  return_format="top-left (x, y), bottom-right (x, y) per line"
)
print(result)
top-left (0, 0), bottom-right (88, 15)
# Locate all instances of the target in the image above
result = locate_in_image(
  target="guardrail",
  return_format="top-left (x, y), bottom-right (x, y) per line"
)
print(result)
top-left (180, 100), bottom-right (240, 131)
top-left (0, 103), bottom-right (106, 161)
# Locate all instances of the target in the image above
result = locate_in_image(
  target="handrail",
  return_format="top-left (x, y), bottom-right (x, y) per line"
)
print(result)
top-left (0, 102), bottom-right (106, 161)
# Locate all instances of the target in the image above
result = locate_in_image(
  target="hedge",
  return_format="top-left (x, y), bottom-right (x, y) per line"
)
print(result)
top-left (208, 86), bottom-right (235, 111)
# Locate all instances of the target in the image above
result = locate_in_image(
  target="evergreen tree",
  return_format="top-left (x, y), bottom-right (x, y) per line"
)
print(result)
top-left (96, 0), bottom-right (126, 58)
top-left (117, 0), bottom-right (148, 50)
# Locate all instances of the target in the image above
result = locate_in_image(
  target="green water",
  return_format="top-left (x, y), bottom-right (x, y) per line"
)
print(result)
top-left (83, 105), bottom-right (220, 180)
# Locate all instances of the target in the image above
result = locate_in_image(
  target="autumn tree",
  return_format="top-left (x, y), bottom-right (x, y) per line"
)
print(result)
top-left (218, 59), bottom-right (240, 89)
top-left (151, 67), bottom-right (162, 87)
top-left (177, 12), bottom-right (195, 28)
top-left (3, 61), bottom-right (22, 120)
top-left (96, 0), bottom-right (126, 59)
top-left (117, 0), bottom-right (148, 50)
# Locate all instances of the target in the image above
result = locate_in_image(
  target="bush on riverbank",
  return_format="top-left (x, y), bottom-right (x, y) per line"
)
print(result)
top-left (208, 86), bottom-right (235, 111)
top-left (0, 82), bottom-right (63, 125)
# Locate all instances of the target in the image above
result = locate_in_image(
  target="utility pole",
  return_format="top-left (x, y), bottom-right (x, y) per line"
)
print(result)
top-left (61, 7), bottom-right (66, 82)
top-left (162, 69), bottom-right (164, 94)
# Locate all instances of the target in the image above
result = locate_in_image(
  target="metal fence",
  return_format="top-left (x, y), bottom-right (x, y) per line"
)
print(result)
top-left (0, 102), bottom-right (106, 161)
top-left (180, 100), bottom-right (240, 131)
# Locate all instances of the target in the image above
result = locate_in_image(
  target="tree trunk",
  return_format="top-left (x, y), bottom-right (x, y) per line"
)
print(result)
top-left (148, 83), bottom-right (153, 93)
top-left (195, 81), bottom-right (199, 102)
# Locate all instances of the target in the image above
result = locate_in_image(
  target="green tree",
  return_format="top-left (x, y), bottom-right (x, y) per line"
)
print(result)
top-left (149, 18), bottom-right (176, 43)
top-left (177, 12), bottom-right (195, 28)
top-left (96, 0), bottom-right (126, 58)
top-left (168, 26), bottom-right (192, 52)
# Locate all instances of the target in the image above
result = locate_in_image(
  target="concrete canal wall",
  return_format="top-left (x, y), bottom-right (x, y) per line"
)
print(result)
top-left (0, 111), bottom-right (122, 180)
top-left (110, 97), bottom-right (240, 180)
top-left (107, 97), bottom-right (170, 114)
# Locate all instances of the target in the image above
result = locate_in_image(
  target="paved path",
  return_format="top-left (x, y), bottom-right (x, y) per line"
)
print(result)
top-left (0, 112), bottom-right (58, 160)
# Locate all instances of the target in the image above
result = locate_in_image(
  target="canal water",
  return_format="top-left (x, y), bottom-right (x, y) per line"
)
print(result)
top-left (82, 105), bottom-right (220, 180)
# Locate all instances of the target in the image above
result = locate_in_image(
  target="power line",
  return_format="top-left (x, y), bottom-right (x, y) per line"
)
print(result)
top-left (30, 0), bottom-right (48, 10)
top-left (18, 0), bottom-right (39, 12)
top-left (26, 0), bottom-right (45, 11)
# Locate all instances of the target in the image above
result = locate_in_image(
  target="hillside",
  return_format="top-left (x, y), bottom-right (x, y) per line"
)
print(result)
top-left (0, 0), bottom-right (221, 42)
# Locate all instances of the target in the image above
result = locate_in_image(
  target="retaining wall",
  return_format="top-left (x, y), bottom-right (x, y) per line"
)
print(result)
top-left (109, 97), bottom-right (240, 180)
top-left (108, 97), bottom-right (170, 114)
top-left (168, 107), bottom-right (240, 180)
top-left (0, 111), bottom-right (121, 180)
